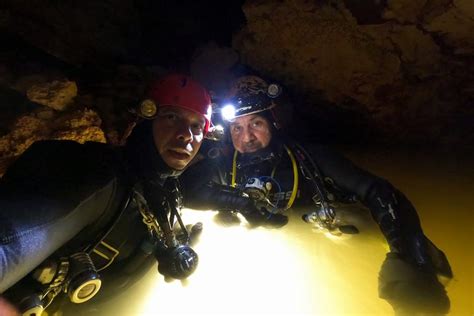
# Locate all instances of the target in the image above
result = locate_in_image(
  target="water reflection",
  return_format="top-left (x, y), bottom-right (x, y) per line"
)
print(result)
top-left (63, 147), bottom-right (473, 315)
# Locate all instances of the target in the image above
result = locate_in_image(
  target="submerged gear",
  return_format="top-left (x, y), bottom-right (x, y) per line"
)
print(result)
top-left (141, 74), bottom-right (212, 133)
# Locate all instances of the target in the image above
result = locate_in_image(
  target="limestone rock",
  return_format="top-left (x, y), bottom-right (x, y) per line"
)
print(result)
top-left (0, 108), bottom-right (105, 177)
top-left (26, 79), bottom-right (78, 111)
top-left (234, 0), bottom-right (401, 107)
top-left (423, 0), bottom-right (474, 55)
top-left (233, 0), bottom-right (473, 144)
top-left (360, 22), bottom-right (443, 87)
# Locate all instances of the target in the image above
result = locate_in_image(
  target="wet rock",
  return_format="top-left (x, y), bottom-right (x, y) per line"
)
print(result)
top-left (26, 79), bottom-right (78, 111)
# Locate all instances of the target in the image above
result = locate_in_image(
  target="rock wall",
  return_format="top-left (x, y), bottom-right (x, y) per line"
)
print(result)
top-left (233, 0), bottom-right (473, 144)
top-left (0, 60), bottom-right (150, 176)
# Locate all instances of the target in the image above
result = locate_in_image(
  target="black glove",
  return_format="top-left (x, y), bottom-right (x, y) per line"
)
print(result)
top-left (240, 203), bottom-right (288, 228)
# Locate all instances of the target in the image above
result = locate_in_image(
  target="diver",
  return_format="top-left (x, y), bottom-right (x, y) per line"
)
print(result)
top-left (180, 75), bottom-right (453, 315)
top-left (0, 74), bottom-right (213, 315)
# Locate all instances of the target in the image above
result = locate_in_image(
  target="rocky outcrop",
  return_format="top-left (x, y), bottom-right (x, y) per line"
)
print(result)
top-left (233, 0), bottom-right (473, 145)
top-left (26, 79), bottom-right (77, 111)
top-left (0, 107), bottom-right (105, 176)
top-left (0, 61), bottom-right (149, 176)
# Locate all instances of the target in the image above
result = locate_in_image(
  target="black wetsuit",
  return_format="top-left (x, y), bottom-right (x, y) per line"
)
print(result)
top-left (181, 137), bottom-right (452, 314)
top-left (0, 121), bottom-right (185, 311)
top-left (183, 138), bottom-right (423, 247)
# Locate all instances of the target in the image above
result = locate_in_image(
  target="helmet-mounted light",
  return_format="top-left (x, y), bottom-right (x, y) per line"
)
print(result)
top-left (267, 83), bottom-right (282, 98)
top-left (221, 93), bottom-right (275, 122)
top-left (139, 99), bottom-right (158, 119)
top-left (221, 103), bottom-right (237, 121)
top-left (219, 82), bottom-right (282, 122)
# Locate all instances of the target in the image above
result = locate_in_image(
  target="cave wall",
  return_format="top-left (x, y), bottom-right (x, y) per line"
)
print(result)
top-left (233, 0), bottom-right (473, 144)
top-left (0, 0), bottom-right (473, 175)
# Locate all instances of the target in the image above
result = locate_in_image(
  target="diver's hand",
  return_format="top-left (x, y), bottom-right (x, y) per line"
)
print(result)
top-left (240, 204), bottom-right (288, 228)
top-left (378, 252), bottom-right (450, 315)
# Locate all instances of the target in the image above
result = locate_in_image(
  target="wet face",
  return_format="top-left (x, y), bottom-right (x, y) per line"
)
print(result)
top-left (230, 114), bottom-right (272, 154)
top-left (152, 106), bottom-right (206, 170)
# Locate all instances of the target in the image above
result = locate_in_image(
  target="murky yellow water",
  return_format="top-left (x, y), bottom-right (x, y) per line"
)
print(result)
top-left (77, 147), bottom-right (474, 315)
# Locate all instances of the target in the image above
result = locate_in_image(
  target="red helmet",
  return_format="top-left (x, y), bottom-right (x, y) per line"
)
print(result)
top-left (147, 74), bottom-right (212, 133)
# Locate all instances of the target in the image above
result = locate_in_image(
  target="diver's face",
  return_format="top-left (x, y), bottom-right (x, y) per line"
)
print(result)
top-left (230, 114), bottom-right (272, 154)
top-left (152, 106), bottom-right (206, 170)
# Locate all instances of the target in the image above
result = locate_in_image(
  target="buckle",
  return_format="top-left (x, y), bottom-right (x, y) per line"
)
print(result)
top-left (91, 241), bottom-right (120, 271)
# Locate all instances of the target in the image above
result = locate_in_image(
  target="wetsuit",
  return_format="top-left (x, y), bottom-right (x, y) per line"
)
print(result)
top-left (181, 137), bottom-right (452, 314)
top-left (183, 138), bottom-right (422, 242)
top-left (0, 121), bottom-right (188, 312)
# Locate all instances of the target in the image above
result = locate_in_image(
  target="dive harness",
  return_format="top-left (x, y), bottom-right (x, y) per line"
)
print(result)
top-left (230, 140), bottom-right (358, 234)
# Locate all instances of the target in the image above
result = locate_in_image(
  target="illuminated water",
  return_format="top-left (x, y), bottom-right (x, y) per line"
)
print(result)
top-left (69, 147), bottom-right (473, 315)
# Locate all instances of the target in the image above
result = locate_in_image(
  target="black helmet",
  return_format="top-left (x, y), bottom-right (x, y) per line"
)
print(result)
top-left (221, 76), bottom-right (283, 124)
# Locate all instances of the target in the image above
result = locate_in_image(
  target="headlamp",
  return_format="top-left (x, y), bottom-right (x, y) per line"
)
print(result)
top-left (220, 93), bottom-right (276, 122)
top-left (139, 99), bottom-right (158, 119)
top-left (267, 83), bottom-right (282, 98)
top-left (218, 82), bottom-right (282, 122)
top-left (221, 103), bottom-right (236, 121)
